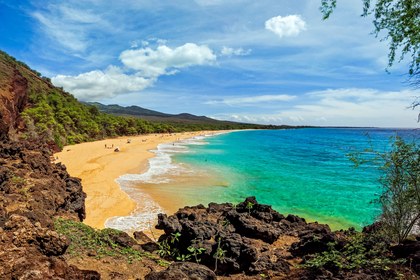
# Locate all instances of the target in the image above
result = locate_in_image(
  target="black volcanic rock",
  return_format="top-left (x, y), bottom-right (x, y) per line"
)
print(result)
top-left (391, 239), bottom-right (420, 274)
top-left (155, 197), bottom-right (324, 276)
top-left (290, 223), bottom-right (335, 257)
top-left (145, 262), bottom-right (216, 280)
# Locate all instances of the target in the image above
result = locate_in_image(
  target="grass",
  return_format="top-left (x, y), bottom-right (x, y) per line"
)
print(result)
top-left (54, 218), bottom-right (159, 264)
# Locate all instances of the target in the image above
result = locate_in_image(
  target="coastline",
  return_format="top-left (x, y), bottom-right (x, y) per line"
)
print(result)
top-left (54, 130), bottom-right (233, 230)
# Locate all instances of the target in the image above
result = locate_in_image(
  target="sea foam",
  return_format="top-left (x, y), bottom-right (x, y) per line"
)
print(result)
top-left (105, 134), bottom-right (213, 232)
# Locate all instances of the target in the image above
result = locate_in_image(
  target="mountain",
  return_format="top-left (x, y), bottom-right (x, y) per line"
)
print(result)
top-left (86, 102), bottom-right (248, 125)
top-left (86, 102), bottom-right (170, 118)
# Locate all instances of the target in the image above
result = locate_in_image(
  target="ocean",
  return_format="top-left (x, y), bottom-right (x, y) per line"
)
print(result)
top-left (106, 128), bottom-right (419, 232)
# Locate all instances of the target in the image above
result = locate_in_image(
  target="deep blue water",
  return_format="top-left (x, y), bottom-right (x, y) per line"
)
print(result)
top-left (173, 128), bottom-right (419, 230)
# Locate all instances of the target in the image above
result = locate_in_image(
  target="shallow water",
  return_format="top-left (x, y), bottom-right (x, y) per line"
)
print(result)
top-left (107, 128), bottom-right (419, 232)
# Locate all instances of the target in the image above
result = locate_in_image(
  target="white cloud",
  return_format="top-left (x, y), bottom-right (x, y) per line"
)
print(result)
top-left (211, 88), bottom-right (419, 127)
top-left (206, 94), bottom-right (296, 106)
top-left (52, 43), bottom-right (218, 100)
top-left (32, 11), bottom-right (88, 52)
top-left (120, 43), bottom-right (216, 77)
top-left (220, 47), bottom-right (251, 57)
top-left (265, 15), bottom-right (306, 38)
top-left (52, 66), bottom-right (155, 100)
top-left (31, 4), bottom-right (112, 54)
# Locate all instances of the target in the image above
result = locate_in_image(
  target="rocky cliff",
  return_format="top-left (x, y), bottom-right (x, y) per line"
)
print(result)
top-left (0, 59), bottom-right (28, 139)
top-left (0, 139), bottom-right (100, 278)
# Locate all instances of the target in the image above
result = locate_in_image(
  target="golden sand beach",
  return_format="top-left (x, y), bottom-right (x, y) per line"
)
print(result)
top-left (54, 131), bottom-right (229, 229)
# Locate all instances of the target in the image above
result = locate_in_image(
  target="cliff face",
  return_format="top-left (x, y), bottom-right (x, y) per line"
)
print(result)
top-left (0, 62), bottom-right (29, 140)
top-left (0, 140), bottom-right (98, 278)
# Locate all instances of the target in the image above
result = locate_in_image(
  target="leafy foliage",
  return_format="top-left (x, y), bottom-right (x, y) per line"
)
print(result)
top-left (21, 84), bottom-right (179, 148)
top-left (187, 245), bottom-right (206, 263)
top-left (349, 136), bottom-right (420, 243)
top-left (378, 137), bottom-right (420, 242)
top-left (213, 237), bottom-right (227, 273)
top-left (303, 231), bottom-right (405, 273)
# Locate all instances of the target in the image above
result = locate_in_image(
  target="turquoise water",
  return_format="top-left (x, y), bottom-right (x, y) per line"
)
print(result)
top-left (172, 128), bottom-right (419, 230)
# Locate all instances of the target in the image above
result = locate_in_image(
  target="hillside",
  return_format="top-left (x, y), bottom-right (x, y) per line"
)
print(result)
top-left (0, 50), bottom-right (174, 149)
top-left (87, 102), bottom-right (284, 128)
top-left (87, 102), bottom-right (235, 124)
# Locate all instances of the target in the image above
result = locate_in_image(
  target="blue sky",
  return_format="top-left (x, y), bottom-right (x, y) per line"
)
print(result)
top-left (1, 0), bottom-right (419, 127)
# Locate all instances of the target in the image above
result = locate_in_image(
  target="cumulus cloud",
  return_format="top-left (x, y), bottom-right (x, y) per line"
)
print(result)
top-left (220, 47), bottom-right (251, 57)
top-left (120, 43), bottom-right (216, 77)
top-left (265, 15), bottom-right (306, 38)
top-left (52, 66), bottom-right (155, 100)
top-left (206, 94), bottom-right (296, 106)
top-left (52, 43), bottom-right (217, 100)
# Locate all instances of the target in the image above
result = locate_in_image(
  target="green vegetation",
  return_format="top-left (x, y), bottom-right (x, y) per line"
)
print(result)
top-left (246, 201), bottom-right (255, 215)
top-left (377, 137), bottom-right (420, 243)
top-left (20, 85), bottom-right (177, 149)
top-left (303, 231), bottom-right (405, 273)
top-left (156, 232), bottom-right (195, 261)
top-left (350, 136), bottom-right (419, 243)
top-left (187, 245), bottom-right (206, 263)
top-left (54, 218), bottom-right (148, 263)
top-left (213, 237), bottom-right (227, 273)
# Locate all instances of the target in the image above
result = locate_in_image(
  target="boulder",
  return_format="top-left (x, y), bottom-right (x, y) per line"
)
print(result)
top-left (391, 239), bottom-right (420, 274)
top-left (145, 262), bottom-right (216, 280)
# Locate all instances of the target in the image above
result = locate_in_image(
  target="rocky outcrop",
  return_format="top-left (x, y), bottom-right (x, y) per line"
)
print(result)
top-left (145, 262), bottom-right (216, 280)
top-left (155, 197), bottom-right (333, 276)
top-left (0, 67), bottom-right (28, 139)
top-left (0, 139), bottom-right (92, 279)
top-left (154, 197), bottom-right (420, 279)
top-left (0, 140), bottom-right (86, 226)
top-left (391, 239), bottom-right (420, 274)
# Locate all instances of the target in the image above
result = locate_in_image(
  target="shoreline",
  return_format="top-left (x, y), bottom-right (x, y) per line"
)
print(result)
top-left (54, 130), bottom-right (234, 230)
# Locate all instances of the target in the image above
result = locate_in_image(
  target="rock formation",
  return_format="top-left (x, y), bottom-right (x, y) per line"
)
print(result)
top-left (153, 197), bottom-right (419, 279)
top-left (0, 139), bottom-right (99, 279)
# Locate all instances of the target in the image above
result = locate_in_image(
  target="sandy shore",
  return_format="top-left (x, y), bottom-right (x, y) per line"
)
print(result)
top-left (54, 131), bottom-right (230, 229)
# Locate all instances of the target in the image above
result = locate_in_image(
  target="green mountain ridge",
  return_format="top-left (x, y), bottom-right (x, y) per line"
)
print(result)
top-left (86, 102), bottom-right (242, 124)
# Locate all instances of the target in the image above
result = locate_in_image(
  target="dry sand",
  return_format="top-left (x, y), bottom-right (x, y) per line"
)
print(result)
top-left (54, 131), bottom-right (229, 229)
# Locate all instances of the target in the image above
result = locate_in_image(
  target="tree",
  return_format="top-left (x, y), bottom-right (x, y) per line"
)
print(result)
top-left (378, 137), bottom-right (420, 242)
top-left (351, 136), bottom-right (420, 243)
top-left (321, 0), bottom-right (420, 90)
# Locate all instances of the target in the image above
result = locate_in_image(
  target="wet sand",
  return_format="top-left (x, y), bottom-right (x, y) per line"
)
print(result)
top-left (54, 131), bottom-right (230, 229)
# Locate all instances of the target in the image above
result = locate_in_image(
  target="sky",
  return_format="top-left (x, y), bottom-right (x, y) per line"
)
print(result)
top-left (1, 0), bottom-right (419, 128)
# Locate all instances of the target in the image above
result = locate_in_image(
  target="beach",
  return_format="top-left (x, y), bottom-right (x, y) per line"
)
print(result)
top-left (54, 131), bottom-right (230, 230)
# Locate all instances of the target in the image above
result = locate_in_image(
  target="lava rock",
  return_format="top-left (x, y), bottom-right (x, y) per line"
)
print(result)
top-left (145, 262), bottom-right (216, 280)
